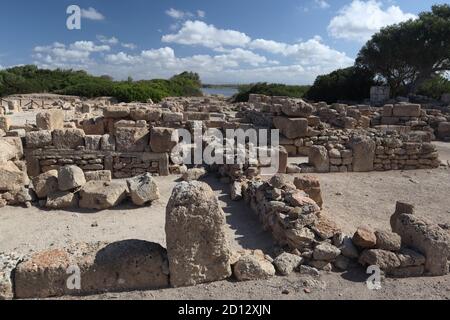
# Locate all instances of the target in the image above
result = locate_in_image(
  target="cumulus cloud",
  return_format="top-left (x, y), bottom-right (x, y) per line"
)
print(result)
top-left (81, 7), bottom-right (105, 21)
top-left (33, 41), bottom-right (110, 68)
top-left (162, 20), bottom-right (252, 49)
top-left (328, 0), bottom-right (416, 42)
top-left (97, 35), bottom-right (119, 45)
top-left (315, 0), bottom-right (330, 9)
top-left (121, 43), bottom-right (137, 50)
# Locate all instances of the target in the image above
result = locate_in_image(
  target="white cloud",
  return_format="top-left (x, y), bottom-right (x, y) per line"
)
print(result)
top-left (315, 0), bottom-right (330, 9)
top-left (81, 7), bottom-right (105, 21)
top-left (165, 8), bottom-right (195, 20)
top-left (33, 41), bottom-right (110, 68)
top-left (328, 0), bottom-right (416, 42)
top-left (121, 43), bottom-right (137, 50)
top-left (197, 10), bottom-right (206, 18)
top-left (162, 20), bottom-right (251, 49)
top-left (97, 35), bottom-right (119, 45)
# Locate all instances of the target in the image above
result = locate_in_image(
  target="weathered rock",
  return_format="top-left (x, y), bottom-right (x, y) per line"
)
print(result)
top-left (127, 173), bottom-right (160, 206)
top-left (387, 266), bottom-right (425, 278)
top-left (100, 134), bottom-right (116, 151)
top-left (130, 108), bottom-right (162, 122)
top-left (392, 211), bottom-right (450, 276)
top-left (104, 106), bottom-right (130, 118)
top-left (25, 130), bottom-right (52, 149)
top-left (181, 167), bottom-right (207, 181)
top-left (233, 253), bottom-right (275, 281)
top-left (375, 229), bottom-right (401, 251)
top-left (396, 248), bottom-right (426, 267)
top-left (14, 240), bottom-right (169, 299)
top-left (294, 176), bottom-right (323, 208)
top-left (84, 135), bottom-right (102, 150)
top-left (311, 215), bottom-right (341, 240)
top-left (285, 227), bottom-right (316, 249)
top-left (285, 191), bottom-right (320, 214)
top-left (58, 165), bottom-right (86, 191)
top-left (53, 129), bottom-right (85, 149)
top-left (281, 100), bottom-right (313, 117)
top-left (0, 116), bottom-right (10, 131)
top-left (393, 104), bottom-right (421, 117)
top-left (309, 146), bottom-right (330, 173)
top-left (0, 137), bottom-right (23, 163)
top-left (162, 112), bottom-right (183, 123)
top-left (0, 161), bottom-right (27, 192)
top-left (0, 252), bottom-right (23, 300)
top-left (273, 252), bottom-right (303, 275)
top-left (313, 243), bottom-right (341, 261)
top-left (353, 226), bottom-right (377, 248)
top-left (359, 249), bottom-right (401, 271)
top-left (82, 118), bottom-right (105, 135)
top-left (115, 127), bottom-right (149, 152)
top-left (273, 117), bottom-right (309, 139)
top-left (32, 170), bottom-right (59, 198)
top-left (165, 181), bottom-right (231, 287)
top-left (299, 265), bottom-right (320, 276)
top-left (84, 170), bottom-right (112, 182)
top-left (36, 110), bottom-right (64, 130)
top-left (350, 135), bottom-right (375, 172)
top-left (46, 191), bottom-right (78, 209)
top-left (269, 174), bottom-right (295, 189)
top-left (79, 181), bottom-right (128, 210)
top-left (150, 127), bottom-right (177, 153)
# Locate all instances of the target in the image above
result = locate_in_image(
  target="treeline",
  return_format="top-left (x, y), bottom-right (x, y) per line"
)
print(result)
top-left (233, 83), bottom-right (310, 102)
top-left (0, 65), bottom-right (202, 102)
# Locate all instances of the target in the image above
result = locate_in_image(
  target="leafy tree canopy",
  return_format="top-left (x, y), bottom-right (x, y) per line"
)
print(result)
top-left (356, 4), bottom-right (450, 96)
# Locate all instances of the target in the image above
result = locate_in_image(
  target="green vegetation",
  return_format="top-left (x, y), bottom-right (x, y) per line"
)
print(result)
top-left (0, 66), bottom-right (202, 102)
top-left (417, 75), bottom-right (450, 99)
top-left (356, 4), bottom-right (450, 96)
top-left (233, 82), bottom-right (310, 102)
top-left (305, 67), bottom-right (378, 103)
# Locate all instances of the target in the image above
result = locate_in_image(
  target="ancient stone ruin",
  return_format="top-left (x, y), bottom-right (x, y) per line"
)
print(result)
top-left (1, 93), bottom-right (449, 299)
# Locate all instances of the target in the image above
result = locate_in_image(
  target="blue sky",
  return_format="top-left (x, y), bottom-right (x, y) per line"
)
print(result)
top-left (0, 0), bottom-right (446, 84)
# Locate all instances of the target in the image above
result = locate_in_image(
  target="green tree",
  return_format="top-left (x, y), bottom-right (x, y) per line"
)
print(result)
top-left (356, 4), bottom-right (450, 96)
top-left (306, 67), bottom-right (377, 103)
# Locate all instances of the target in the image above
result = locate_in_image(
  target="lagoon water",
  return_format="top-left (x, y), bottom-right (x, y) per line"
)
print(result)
top-left (201, 87), bottom-right (238, 97)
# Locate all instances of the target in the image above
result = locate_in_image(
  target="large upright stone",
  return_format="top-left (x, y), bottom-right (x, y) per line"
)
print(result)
top-left (391, 209), bottom-right (450, 276)
top-left (309, 146), bottom-right (330, 173)
top-left (58, 165), bottom-right (86, 191)
top-left (0, 138), bottom-right (23, 163)
top-left (115, 127), bottom-right (149, 152)
top-left (273, 117), bottom-right (308, 139)
top-left (165, 181), bottom-right (232, 287)
top-left (350, 135), bottom-right (375, 172)
top-left (36, 110), bottom-right (64, 130)
top-left (150, 127), bottom-right (177, 153)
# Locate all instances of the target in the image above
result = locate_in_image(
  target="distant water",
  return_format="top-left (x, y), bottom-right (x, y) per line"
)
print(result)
top-left (201, 87), bottom-right (239, 97)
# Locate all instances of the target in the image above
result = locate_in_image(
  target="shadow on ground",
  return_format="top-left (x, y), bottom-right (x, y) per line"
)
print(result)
top-left (205, 176), bottom-right (275, 254)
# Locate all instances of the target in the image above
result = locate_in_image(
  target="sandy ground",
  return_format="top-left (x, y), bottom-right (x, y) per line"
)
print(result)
top-left (1, 144), bottom-right (450, 300)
